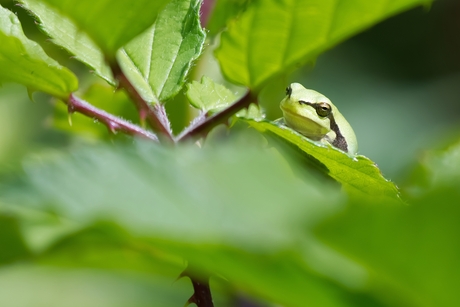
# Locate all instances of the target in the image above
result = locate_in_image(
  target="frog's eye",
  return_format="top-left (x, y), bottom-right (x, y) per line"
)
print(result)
top-left (315, 102), bottom-right (332, 117)
top-left (286, 86), bottom-right (292, 97)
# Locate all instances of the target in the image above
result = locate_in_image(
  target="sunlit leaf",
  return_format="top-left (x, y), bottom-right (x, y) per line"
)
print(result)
top-left (119, 0), bottom-right (206, 103)
top-left (0, 5), bottom-right (77, 98)
top-left (205, 0), bottom-right (250, 36)
top-left (38, 0), bottom-right (170, 58)
top-left (19, 0), bottom-right (114, 85)
top-left (186, 76), bottom-right (236, 113)
top-left (216, 0), bottom-right (432, 90)
top-left (246, 120), bottom-right (400, 202)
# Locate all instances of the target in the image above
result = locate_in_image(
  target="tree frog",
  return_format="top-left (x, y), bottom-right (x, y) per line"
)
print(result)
top-left (280, 83), bottom-right (358, 155)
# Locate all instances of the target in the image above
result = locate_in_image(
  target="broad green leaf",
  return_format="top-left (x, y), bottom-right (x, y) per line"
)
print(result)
top-left (19, 0), bottom-right (114, 85)
top-left (0, 202), bottom-right (81, 254)
top-left (119, 0), bottom-right (206, 103)
top-left (54, 83), bottom-right (139, 140)
top-left (246, 120), bottom-right (400, 202)
top-left (154, 238), bottom-right (382, 307)
top-left (12, 140), bottom-right (342, 249)
top-left (215, 0), bottom-right (431, 90)
top-left (315, 139), bottom-right (460, 306)
top-left (205, 0), bottom-right (250, 36)
top-left (39, 0), bottom-right (170, 58)
top-left (1, 140), bottom-right (377, 306)
top-left (0, 265), bottom-right (190, 307)
top-left (0, 5), bottom-right (77, 98)
top-left (36, 222), bottom-right (183, 276)
top-left (316, 187), bottom-right (460, 307)
top-left (186, 76), bottom-right (236, 112)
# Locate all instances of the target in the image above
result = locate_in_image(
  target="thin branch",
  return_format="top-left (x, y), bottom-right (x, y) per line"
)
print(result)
top-left (110, 62), bottom-right (174, 143)
top-left (67, 94), bottom-right (159, 142)
top-left (177, 91), bottom-right (254, 142)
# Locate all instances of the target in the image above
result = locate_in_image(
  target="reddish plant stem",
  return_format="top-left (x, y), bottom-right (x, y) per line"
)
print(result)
top-left (188, 277), bottom-right (214, 307)
top-left (200, 0), bottom-right (215, 27)
top-left (177, 91), bottom-right (254, 142)
top-left (180, 269), bottom-right (214, 307)
top-left (67, 94), bottom-right (158, 142)
top-left (110, 63), bottom-right (174, 143)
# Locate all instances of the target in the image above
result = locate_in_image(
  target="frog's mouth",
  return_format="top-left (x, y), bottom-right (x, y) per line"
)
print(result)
top-left (280, 107), bottom-right (318, 124)
top-left (280, 107), bottom-right (330, 138)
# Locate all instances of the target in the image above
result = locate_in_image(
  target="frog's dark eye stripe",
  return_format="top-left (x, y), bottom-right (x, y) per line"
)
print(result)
top-left (286, 86), bottom-right (292, 98)
top-left (298, 100), bottom-right (348, 152)
top-left (298, 100), bottom-right (310, 105)
top-left (298, 101), bottom-right (332, 118)
top-left (329, 115), bottom-right (348, 152)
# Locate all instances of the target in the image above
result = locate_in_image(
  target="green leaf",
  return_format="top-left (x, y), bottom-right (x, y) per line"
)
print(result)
top-left (205, 0), bottom-right (250, 36)
top-left (118, 0), bottom-right (206, 103)
top-left (37, 222), bottom-right (183, 275)
top-left (235, 103), bottom-right (265, 121)
top-left (246, 120), bottom-right (400, 202)
top-left (316, 187), bottom-right (460, 307)
top-left (314, 139), bottom-right (460, 306)
top-left (3, 140), bottom-right (374, 306)
top-left (186, 76), bottom-right (236, 113)
top-left (405, 139), bottom-right (460, 194)
top-left (13, 140), bottom-right (342, 249)
top-left (215, 0), bottom-right (431, 90)
top-left (0, 5), bottom-right (78, 98)
top-left (0, 265), bottom-right (190, 307)
top-left (0, 214), bottom-right (30, 264)
top-left (19, 0), bottom-right (114, 85)
top-left (38, 0), bottom-right (170, 58)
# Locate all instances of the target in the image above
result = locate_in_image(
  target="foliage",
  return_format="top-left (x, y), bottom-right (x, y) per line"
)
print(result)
top-left (1, 0), bottom-right (458, 307)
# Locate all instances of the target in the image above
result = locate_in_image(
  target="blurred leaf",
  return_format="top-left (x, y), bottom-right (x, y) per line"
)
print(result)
top-left (1, 139), bottom-right (374, 306)
top-left (37, 222), bottom-right (183, 277)
top-left (405, 139), bottom-right (460, 195)
top-left (315, 138), bottom-right (460, 307)
top-left (205, 0), bottom-right (250, 36)
top-left (54, 83), bottom-right (139, 140)
top-left (0, 5), bottom-right (77, 98)
top-left (0, 203), bottom-right (81, 254)
top-left (155, 240), bottom-right (382, 307)
top-left (0, 265), bottom-right (191, 307)
top-left (38, 0), bottom-right (170, 58)
top-left (235, 103), bottom-right (265, 120)
top-left (186, 76), bottom-right (236, 113)
top-left (19, 0), bottom-right (114, 85)
top-left (215, 0), bottom-right (432, 90)
top-left (316, 187), bottom-right (460, 307)
top-left (10, 140), bottom-right (342, 249)
top-left (246, 120), bottom-right (400, 202)
top-left (119, 0), bottom-right (206, 103)
top-left (0, 213), bottom-right (30, 264)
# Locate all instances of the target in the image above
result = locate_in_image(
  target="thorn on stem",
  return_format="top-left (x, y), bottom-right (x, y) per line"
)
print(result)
top-left (107, 121), bottom-right (120, 134)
